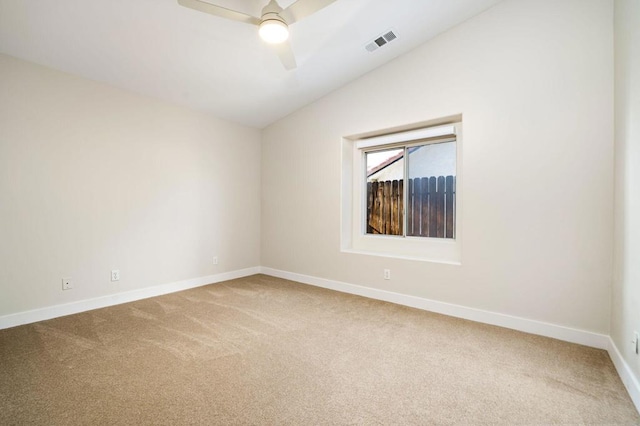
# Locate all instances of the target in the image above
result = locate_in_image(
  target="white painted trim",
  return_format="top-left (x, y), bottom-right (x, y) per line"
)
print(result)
top-left (608, 337), bottom-right (640, 413)
top-left (356, 124), bottom-right (456, 149)
top-left (343, 121), bottom-right (463, 265)
top-left (260, 267), bottom-right (609, 350)
top-left (0, 267), bottom-right (260, 330)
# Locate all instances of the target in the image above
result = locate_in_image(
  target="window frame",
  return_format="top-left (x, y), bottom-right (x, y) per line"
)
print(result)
top-left (341, 120), bottom-right (462, 264)
top-left (362, 135), bottom-right (457, 238)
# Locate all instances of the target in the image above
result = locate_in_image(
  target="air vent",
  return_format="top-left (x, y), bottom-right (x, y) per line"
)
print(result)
top-left (365, 30), bottom-right (398, 53)
top-left (365, 43), bottom-right (378, 52)
top-left (383, 31), bottom-right (397, 42)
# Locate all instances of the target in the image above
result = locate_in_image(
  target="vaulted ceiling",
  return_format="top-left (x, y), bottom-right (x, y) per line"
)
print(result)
top-left (0, 0), bottom-right (503, 128)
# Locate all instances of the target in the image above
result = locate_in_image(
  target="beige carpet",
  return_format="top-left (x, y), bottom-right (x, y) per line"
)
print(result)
top-left (1, 274), bottom-right (638, 425)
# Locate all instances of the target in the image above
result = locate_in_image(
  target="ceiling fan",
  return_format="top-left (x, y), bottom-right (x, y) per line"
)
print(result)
top-left (177, 0), bottom-right (339, 70)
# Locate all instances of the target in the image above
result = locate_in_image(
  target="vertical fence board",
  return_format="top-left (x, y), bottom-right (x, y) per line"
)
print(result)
top-left (436, 176), bottom-right (445, 238)
top-left (391, 180), bottom-right (399, 235)
top-left (420, 178), bottom-right (433, 237)
top-left (378, 183), bottom-right (384, 234)
top-left (375, 181), bottom-right (383, 234)
top-left (445, 176), bottom-right (454, 238)
top-left (420, 177), bottom-right (428, 236)
top-left (377, 181), bottom-right (382, 234)
top-left (368, 181), bottom-right (374, 233)
top-left (367, 182), bottom-right (374, 234)
top-left (428, 177), bottom-right (437, 237)
top-left (399, 180), bottom-right (404, 236)
top-left (452, 176), bottom-right (456, 237)
top-left (413, 178), bottom-right (423, 236)
top-left (406, 179), bottom-right (414, 236)
top-left (383, 181), bottom-right (391, 234)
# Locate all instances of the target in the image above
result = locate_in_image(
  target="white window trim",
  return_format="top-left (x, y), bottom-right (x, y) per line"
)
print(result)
top-left (356, 124), bottom-right (456, 149)
top-left (341, 121), bottom-right (462, 265)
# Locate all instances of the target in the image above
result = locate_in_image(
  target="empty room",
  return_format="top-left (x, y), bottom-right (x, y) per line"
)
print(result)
top-left (1, 0), bottom-right (639, 424)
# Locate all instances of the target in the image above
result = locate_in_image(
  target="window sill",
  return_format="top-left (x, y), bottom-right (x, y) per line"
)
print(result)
top-left (343, 234), bottom-right (461, 265)
top-left (340, 247), bottom-right (462, 265)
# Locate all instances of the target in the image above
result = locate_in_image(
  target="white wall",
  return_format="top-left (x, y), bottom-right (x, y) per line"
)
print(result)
top-left (613, 0), bottom-right (640, 388)
top-left (0, 54), bottom-right (261, 317)
top-left (262, 0), bottom-right (614, 333)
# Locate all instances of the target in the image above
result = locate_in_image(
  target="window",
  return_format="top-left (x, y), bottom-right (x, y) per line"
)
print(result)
top-left (341, 120), bottom-right (462, 264)
top-left (365, 139), bottom-right (456, 238)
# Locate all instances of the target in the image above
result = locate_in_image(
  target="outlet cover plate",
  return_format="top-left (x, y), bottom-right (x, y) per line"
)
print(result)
top-left (62, 277), bottom-right (73, 290)
top-left (111, 270), bottom-right (120, 282)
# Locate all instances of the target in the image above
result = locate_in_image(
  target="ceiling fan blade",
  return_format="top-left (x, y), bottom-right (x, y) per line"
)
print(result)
top-left (177, 0), bottom-right (261, 25)
top-left (279, 0), bottom-right (339, 24)
top-left (273, 41), bottom-right (297, 70)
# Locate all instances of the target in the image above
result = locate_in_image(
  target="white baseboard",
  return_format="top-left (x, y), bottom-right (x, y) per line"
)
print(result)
top-left (260, 267), bottom-right (610, 350)
top-left (608, 337), bottom-right (640, 412)
top-left (2, 266), bottom-right (612, 350)
top-left (0, 267), bottom-right (260, 330)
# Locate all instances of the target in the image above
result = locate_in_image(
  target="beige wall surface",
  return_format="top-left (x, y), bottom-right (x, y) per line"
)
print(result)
top-left (613, 0), bottom-right (640, 385)
top-left (0, 54), bottom-right (261, 316)
top-left (262, 0), bottom-right (614, 333)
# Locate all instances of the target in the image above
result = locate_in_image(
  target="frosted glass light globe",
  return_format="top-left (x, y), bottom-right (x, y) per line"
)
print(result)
top-left (259, 19), bottom-right (289, 44)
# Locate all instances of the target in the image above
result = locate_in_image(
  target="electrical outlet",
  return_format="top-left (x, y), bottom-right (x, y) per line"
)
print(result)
top-left (213, 256), bottom-right (219, 265)
top-left (62, 277), bottom-right (73, 290)
top-left (383, 269), bottom-right (391, 280)
top-left (111, 269), bottom-right (120, 282)
top-left (633, 331), bottom-right (639, 355)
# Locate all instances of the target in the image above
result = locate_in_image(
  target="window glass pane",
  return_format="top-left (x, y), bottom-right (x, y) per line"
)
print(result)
top-left (365, 148), bottom-right (403, 235)
top-left (406, 141), bottom-right (456, 238)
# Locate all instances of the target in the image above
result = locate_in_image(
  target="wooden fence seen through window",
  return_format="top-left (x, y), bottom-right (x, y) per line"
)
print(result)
top-left (366, 176), bottom-right (456, 238)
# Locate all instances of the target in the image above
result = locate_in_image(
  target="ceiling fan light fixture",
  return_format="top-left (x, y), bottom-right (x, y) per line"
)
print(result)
top-left (259, 18), bottom-right (289, 44)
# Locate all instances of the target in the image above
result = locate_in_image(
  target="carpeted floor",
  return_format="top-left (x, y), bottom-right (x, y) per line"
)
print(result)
top-left (1, 274), bottom-right (638, 425)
